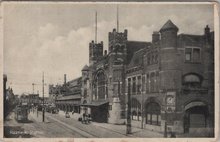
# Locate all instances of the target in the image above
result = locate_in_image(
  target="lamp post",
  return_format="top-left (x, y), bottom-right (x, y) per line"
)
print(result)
top-left (164, 110), bottom-right (167, 137)
top-left (126, 79), bottom-right (132, 134)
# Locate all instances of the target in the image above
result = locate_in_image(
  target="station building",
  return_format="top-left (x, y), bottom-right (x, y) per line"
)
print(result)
top-left (49, 19), bottom-right (214, 135)
top-left (81, 20), bottom-right (214, 135)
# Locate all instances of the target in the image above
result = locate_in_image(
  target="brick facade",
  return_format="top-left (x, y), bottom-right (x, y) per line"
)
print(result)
top-left (82, 20), bottom-right (214, 134)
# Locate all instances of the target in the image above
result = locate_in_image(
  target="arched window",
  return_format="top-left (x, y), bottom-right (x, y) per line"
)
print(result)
top-left (183, 73), bottom-right (202, 88)
top-left (145, 102), bottom-right (161, 125)
top-left (95, 71), bottom-right (107, 100)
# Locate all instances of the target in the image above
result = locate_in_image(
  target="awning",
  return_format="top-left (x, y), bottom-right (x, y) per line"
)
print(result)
top-left (184, 74), bottom-right (200, 82)
top-left (81, 100), bottom-right (109, 107)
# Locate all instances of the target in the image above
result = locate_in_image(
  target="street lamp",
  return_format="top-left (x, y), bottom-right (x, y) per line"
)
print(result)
top-left (126, 79), bottom-right (132, 134)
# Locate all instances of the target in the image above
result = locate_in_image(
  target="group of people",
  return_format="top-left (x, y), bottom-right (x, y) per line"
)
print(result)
top-left (81, 113), bottom-right (92, 124)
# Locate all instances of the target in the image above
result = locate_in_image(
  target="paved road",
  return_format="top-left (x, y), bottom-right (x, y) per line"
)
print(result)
top-left (44, 112), bottom-right (128, 138)
top-left (4, 111), bottom-right (85, 138)
top-left (4, 110), bottom-right (162, 138)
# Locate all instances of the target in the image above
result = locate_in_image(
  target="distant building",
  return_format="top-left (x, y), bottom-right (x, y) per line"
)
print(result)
top-left (19, 93), bottom-right (40, 106)
top-left (28, 94), bottom-right (39, 105)
top-left (52, 76), bottom-right (82, 113)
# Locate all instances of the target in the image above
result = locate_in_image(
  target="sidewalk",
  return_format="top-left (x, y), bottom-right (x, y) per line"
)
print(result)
top-left (92, 122), bottom-right (163, 138)
top-left (29, 110), bottom-right (50, 123)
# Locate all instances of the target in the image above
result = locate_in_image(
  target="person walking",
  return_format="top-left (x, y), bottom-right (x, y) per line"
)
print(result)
top-left (82, 113), bottom-right (86, 124)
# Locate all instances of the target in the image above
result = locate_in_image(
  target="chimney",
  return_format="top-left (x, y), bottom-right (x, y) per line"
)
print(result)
top-left (204, 25), bottom-right (211, 43)
top-left (152, 31), bottom-right (160, 44)
top-left (205, 25), bottom-right (210, 35)
top-left (64, 74), bottom-right (66, 84)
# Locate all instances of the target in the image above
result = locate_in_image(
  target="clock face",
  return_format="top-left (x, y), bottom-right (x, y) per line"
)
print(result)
top-left (166, 95), bottom-right (175, 105)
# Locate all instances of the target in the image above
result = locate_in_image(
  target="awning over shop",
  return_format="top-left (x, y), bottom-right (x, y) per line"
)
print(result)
top-left (81, 100), bottom-right (109, 107)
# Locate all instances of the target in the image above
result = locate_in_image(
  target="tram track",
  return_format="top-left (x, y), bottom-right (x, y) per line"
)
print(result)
top-left (45, 114), bottom-right (98, 138)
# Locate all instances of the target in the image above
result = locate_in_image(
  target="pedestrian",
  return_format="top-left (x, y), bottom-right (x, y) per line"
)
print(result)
top-left (85, 114), bottom-right (88, 124)
top-left (88, 114), bottom-right (91, 124)
top-left (82, 113), bottom-right (86, 124)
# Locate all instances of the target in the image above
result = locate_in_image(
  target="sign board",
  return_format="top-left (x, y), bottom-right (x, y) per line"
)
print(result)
top-left (166, 91), bottom-right (176, 112)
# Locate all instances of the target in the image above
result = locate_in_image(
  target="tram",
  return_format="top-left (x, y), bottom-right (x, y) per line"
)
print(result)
top-left (14, 104), bottom-right (29, 122)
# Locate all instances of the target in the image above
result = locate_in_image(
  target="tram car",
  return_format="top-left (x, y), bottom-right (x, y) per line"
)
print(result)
top-left (14, 104), bottom-right (29, 122)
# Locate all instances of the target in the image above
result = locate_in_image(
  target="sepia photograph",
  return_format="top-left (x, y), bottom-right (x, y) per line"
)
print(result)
top-left (1, 1), bottom-right (218, 140)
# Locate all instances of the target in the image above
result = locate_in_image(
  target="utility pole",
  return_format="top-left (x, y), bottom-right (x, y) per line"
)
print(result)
top-left (42, 72), bottom-right (45, 122)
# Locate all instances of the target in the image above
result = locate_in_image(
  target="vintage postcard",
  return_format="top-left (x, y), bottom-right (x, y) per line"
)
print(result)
top-left (0, 1), bottom-right (219, 142)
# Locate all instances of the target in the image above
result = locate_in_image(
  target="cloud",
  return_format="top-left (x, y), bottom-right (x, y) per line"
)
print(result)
top-left (4, 4), bottom-right (214, 95)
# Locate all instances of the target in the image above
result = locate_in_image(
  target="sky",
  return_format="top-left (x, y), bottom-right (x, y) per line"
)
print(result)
top-left (3, 3), bottom-right (214, 97)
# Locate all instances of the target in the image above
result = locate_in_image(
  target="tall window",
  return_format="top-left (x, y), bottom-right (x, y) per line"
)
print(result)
top-left (155, 54), bottom-right (158, 64)
top-left (83, 89), bottom-right (87, 98)
top-left (137, 76), bottom-right (141, 94)
top-left (128, 78), bottom-right (131, 95)
top-left (146, 74), bottom-right (149, 92)
top-left (96, 71), bottom-right (107, 99)
top-left (150, 73), bottom-right (155, 92)
top-left (147, 56), bottom-right (150, 65)
top-left (185, 47), bottom-right (201, 63)
top-left (193, 48), bottom-right (200, 62)
top-left (132, 77), bottom-right (136, 94)
top-left (185, 48), bottom-right (192, 61)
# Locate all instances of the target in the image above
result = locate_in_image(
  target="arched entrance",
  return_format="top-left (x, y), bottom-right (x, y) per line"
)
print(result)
top-left (145, 102), bottom-right (161, 126)
top-left (184, 101), bottom-right (209, 133)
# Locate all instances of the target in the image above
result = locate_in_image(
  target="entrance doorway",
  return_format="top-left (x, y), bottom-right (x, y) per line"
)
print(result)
top-left (184, 105), bottom-right (208, 133)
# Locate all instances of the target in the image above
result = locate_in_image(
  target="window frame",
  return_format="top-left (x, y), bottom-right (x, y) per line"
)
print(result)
top-left (184, 47), bottom-right (201, 63)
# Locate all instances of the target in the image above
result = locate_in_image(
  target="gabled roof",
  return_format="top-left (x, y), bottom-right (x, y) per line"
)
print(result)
top-left (127, 48), bottom-right (146, 69)
top-left (126, 41), bottom-right (151, 64)
top-left (160, 20), bottom-right (179, 32)
top-left (177, 34), bottom-right (204, 47)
